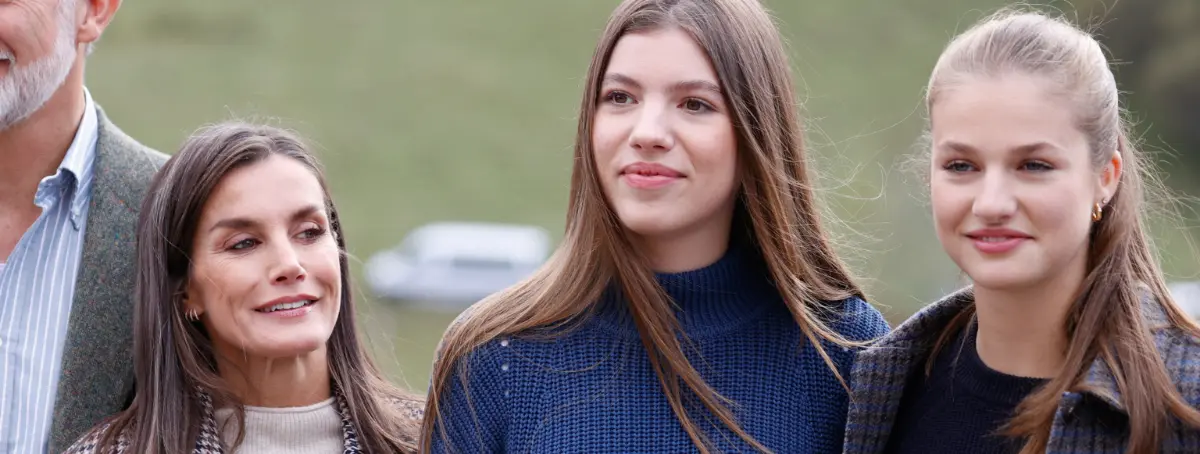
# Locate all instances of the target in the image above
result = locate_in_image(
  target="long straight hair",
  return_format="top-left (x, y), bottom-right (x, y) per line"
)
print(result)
top-left (922, 8), bottom-right (1200, 453)
top-left (90, 122), bottom-right (422, 453)
top-left (421, 1), bottom-right (865, 452)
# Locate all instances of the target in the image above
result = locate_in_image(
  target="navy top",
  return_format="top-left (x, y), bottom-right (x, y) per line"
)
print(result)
top-left (430, 243), bottom-right (890, 453)
top-left (884, 322), bottom-right (1048, 454)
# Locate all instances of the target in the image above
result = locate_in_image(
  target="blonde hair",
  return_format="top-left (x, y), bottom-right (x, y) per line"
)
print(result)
top-left (924, 7), bottom-right (1200, 453)
top-left (421, 0), bottom-right (867, 452)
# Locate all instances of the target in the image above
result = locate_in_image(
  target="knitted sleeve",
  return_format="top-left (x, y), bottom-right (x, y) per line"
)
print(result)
top-left (840, 296), bottom-right (891, 343)
top-left (429, 340), bottom-right (512, 454)
top-left (830, 296), bottom-right (892, 378)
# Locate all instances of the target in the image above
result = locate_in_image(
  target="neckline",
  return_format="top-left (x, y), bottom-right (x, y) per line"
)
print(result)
top-left (221, 397), bottom-right (337, 415)
top-left (947, 323), bottom-right (1048, 406)
top-left (592, 240), bottom-right (782, 339)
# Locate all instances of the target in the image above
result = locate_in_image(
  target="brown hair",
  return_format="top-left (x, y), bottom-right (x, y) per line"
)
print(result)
top-left (92, 121), bottom-right (422, 453)
top-left (421, 0), bottom-right (865, 452)
top-left (922, 7), bottom-right (1200, 453)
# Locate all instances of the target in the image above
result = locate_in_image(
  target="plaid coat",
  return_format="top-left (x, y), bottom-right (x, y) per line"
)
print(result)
top-left (843, 287), bottom-right (1200, 453)
top-left (61, 390), bottom-right (424, 454)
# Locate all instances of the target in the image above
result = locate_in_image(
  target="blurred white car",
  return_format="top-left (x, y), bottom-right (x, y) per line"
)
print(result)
top-left (1168, 281), bottom-right (1200, 319)
top-left (364, 221), bottom-right (553, 311)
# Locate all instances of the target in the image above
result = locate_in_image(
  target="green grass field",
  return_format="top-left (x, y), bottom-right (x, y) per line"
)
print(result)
top-left (81, 0), bottom-right (1200, 392)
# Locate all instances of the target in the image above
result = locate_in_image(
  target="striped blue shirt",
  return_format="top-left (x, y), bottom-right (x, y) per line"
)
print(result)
top-left (0, 89), bottom-right (99, 454)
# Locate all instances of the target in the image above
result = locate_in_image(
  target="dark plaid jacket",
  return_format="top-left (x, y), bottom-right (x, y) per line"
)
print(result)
top-left (843, 287), bottom-right (1200, 453)
top-left (61, 390), bottom-right (423, 453)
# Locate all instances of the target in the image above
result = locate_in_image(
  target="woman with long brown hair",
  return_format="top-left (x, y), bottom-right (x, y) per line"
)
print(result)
top-left (64, 121), bottom-right (424, 453)
top-left (842, 7), bottom-right (1200, 454)
top-left (422, 0), bottom-right (889, 452)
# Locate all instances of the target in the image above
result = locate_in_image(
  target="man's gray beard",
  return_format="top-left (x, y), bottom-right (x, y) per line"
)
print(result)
top-left (0, 14), bottom-right (78, 132)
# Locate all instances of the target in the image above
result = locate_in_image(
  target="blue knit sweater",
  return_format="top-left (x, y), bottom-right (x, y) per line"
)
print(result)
top-left (430, 244), bottom-right (890, 453)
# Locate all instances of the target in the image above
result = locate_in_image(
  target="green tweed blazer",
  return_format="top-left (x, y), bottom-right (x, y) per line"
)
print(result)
top-left (45, 105), bottom-right (169, 453)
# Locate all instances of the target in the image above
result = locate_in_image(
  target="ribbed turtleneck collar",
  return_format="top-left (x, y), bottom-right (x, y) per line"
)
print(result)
top-left (592, 241), bottom-right (782, 339)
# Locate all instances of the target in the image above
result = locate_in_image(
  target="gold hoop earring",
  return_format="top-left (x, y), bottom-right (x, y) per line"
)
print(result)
top-left (1091, 202), bottom-right (1104, 222)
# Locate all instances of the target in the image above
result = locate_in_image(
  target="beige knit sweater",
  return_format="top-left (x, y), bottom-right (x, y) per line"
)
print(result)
top-left (213, 397), bottom-right (342, 454)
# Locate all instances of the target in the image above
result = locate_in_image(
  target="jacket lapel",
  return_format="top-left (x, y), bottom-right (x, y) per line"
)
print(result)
top-left (47, 107), bottom-right (168, 453)
top-left (334, 392), bottom-right (364, 453)
top-left (843, 288), bottom-right (975, 454)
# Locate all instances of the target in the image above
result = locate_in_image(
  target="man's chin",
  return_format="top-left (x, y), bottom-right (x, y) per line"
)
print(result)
top-left (0, 82), bottom-right (69, 131)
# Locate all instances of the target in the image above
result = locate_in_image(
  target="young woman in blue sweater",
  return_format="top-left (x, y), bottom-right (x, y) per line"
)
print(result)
top-left (421, 0), bottom-right (890, 452)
